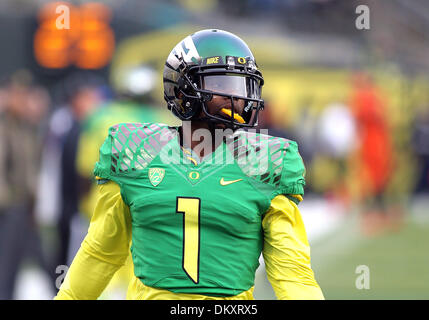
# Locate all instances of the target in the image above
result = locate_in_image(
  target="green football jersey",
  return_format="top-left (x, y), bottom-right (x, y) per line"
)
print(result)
top-left (94, 123), bottom-right (305, 297)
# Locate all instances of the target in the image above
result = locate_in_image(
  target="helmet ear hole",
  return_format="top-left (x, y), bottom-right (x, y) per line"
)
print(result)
top-left (202, 92), bottom-right (213, 102)
top-left (183, 98), bottom-right (201, 120)
top-left (177, 75), bottom-right (195, 98)
top-left (174, 86), bottom-right (182, 99)
top-left (177, 76), bottom-right (187, 90)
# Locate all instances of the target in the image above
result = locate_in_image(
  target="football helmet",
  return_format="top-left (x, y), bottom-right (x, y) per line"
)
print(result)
top-left (163, 29), bottom-right (264, 129)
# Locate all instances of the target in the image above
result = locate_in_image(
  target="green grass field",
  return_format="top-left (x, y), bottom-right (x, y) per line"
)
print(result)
top-left (311, 213), bottom-right (429, 300)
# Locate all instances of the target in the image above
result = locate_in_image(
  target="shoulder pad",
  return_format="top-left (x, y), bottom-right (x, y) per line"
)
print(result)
top-left (94, 122), bottom-right (178, 178)
top-left (228, 130), bottom-right (306, 197)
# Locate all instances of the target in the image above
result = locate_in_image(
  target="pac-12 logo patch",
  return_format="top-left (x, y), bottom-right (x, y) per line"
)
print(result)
top-left (149, 168), bottom-right (165, 187)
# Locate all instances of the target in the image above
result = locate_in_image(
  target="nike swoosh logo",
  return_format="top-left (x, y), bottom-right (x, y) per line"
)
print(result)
top-left (220, 178), bottom-right (243, 186)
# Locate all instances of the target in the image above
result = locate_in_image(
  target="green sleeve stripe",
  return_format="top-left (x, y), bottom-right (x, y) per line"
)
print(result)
top-left (285, 194), bottom-right (301, 205)
top-left (96, 178), bottom-right (109, 185)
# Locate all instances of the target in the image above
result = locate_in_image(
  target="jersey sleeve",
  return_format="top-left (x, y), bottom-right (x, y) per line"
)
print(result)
top-left (262, 194), bottom-right (324, 300)
top-left (273, 140), bottom-right (306, 204)
top-left (55, 181), bottom-right (132, 300)
top-left (92, 126), bottom-right (115, 182)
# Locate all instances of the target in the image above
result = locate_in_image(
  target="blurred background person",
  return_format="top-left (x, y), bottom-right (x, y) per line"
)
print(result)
top-left (316, 101), bottom-right (357, 207)
top-left (54, 71), bottom-right (106, 270)
top-left (0, 70), bottom-right (51, 299)
top-left (349, 72), bottom-right (397, 236)
top-left (35, 71), bottom-right (106, 277)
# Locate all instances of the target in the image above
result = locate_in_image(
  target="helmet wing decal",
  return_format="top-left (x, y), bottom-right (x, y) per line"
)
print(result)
top-left (172, 35), bottom-right (200, 64)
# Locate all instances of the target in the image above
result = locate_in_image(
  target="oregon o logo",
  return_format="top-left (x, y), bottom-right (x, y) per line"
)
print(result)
top-left (188, 171), bottom-right (200, 180)
top-left (237, 57), bottom-right (246, 64)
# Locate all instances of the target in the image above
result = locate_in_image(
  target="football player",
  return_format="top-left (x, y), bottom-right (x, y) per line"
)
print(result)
top-left (55, 29), bottom-right (324, 300)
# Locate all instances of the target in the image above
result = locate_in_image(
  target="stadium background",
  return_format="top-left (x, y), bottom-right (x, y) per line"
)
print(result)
top-left (0, 0), bottom-right (428, 300)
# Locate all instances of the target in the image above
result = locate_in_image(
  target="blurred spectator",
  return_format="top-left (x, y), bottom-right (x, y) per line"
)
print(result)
top-left (349, 72), bottom-right (397, 235)
top-left (0, 70), bottom-right (51, 299)
top-left (316, 101), bottom-right (357, 204)
top-left (53, 71), bottom-right (106, 271)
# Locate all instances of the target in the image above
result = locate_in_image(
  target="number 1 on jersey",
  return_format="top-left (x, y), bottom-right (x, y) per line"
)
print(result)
top-left (176, 197), bottom-right (201, 284)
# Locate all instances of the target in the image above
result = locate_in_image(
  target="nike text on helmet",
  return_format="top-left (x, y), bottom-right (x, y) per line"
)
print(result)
top-left (163, 29), bottom-right (264, 129)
